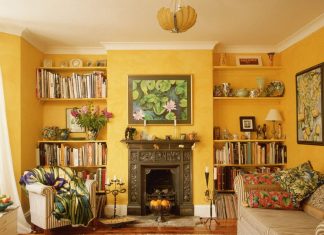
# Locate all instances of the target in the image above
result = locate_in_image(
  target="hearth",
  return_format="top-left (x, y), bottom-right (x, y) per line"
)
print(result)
top-left (122, 140), bottom-right (198, 216)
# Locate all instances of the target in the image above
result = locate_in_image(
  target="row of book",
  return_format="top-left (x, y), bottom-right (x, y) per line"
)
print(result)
top-left (214, 142), bottom-right (287, 165)
top-left (215, 194), bottom-right (237, 219)
top-left (37, 142), bottom-right (107, 167)
top-left (214, 166), bottom-right (281, 191)
top-left (36, 69), bottom-right (107, 99)
top-left (76, 168), bottom-right (107, 192)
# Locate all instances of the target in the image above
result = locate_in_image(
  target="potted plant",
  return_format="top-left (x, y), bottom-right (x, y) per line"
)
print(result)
top-left (71, 103), bottom-right (113, 140)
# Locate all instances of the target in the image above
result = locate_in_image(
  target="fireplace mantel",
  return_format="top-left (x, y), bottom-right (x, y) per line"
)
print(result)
top-left (121, 139), bottom-right (198, 216)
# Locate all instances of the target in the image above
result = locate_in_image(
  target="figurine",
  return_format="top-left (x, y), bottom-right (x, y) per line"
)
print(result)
top-left (125, 127), bottom-right (136, 140)
top-left (262, 124), bottom-right (267, 139)
top-left (256, 125), bottom-right (263, 139)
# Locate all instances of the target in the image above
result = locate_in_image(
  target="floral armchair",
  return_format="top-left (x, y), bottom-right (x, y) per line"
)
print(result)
top-left (20, 166), bottom-right (97, 235)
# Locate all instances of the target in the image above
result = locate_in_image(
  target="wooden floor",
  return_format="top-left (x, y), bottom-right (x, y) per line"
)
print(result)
top-left (29, 219), bottom-right (237, 235)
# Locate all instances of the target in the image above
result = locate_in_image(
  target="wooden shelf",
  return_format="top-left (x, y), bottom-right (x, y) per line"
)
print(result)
top-left (213, 66), bottom-right (283, 70)
top-left (214, 163), bottom-right (286, 167)
top-left (38, 140), bottom-right (107, 143)
top-left (96, 190), bottom-right (106, 194)
top-left (39, 66), bottom-right (107, 71)
top-left (216, 190), bottom-right (235, 193)
top-left (213, 97), bottom-right (283, 100)
top-left (213, 139), bottom-right (285, 143)
top-left (70, 165), bottom-right (106, 168)
top-left (39, 98), bottom-right (106, 102)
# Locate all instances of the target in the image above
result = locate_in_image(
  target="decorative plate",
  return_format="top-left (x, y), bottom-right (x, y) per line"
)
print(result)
top-left (69, 59), bottom-right (83, 68)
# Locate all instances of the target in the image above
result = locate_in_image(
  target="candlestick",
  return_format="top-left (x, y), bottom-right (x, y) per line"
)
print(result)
top-left (174, 119), bottom-right (177, 126)
top-left (144, 119), bottom-right (146, 127)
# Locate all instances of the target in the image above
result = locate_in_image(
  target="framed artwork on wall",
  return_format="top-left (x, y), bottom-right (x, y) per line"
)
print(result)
top-left (296, 62), bottom-right (324, 145)
top-left (128, 75), bottom-right (192, 125)
top-left (236, 56), bottom-right (262, 66)
top-left (239, 116), bottom-right (256, 132)
top-left (66, 108), bottom-right (85, 133)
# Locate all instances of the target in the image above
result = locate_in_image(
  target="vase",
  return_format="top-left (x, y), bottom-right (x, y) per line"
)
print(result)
top-left (86, 129), bottom-right (98, 140)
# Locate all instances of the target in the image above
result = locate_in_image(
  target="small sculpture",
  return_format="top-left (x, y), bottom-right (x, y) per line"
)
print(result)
top-left (262, 124), bottom-right (267, 139)
top-left (256, 125), bottom-right (263, 139)
top-left (125, 127), bottom-right (136, 140)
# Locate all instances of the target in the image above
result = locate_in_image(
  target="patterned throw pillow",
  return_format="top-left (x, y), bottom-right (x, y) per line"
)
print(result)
top-left (274, 161), bottom-right (319, 202)
top-left (307, 184), bottom-right (324, 210)
top-left (246, 190), bottom-right (299, 209)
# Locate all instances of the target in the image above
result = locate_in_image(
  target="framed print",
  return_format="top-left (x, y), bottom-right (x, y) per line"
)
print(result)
top-left (128, 75), bottom-right (192, 125)
top-left (296, 62), bottom-right (324, 145)
top-left (66, 108), bottom-right (85, 133)
top-left (239, 116), bottom-right (256, 132)
top-left (236, 56), bottom-right (262, 66)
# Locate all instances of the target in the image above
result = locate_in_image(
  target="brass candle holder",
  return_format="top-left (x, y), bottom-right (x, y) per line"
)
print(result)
top-left (200, 171), bottom-right (220, 229)
top-left (105, 178), bottom-right (126, 218)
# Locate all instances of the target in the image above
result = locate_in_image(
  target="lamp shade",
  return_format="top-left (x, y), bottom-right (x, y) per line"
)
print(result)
top-left (157, 2), bottom-right (197, 33)
top-left (265, 109), bottom-right (283, 121)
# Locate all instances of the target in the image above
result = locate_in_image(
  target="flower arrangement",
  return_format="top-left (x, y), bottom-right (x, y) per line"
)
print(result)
top-left (71, 103), bottom-right (113, 133)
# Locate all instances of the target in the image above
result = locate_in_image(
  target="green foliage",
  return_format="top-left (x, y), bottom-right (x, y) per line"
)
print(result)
top-left (132, 79), bottom-right (188, 121)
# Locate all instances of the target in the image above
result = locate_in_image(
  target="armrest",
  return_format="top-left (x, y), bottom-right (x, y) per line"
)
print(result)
top-left (26, 182), bottom-right (54, 195)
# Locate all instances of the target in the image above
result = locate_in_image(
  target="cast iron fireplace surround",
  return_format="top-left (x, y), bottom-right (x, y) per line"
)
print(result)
top-left (122, 140), bottom-right (198, 216)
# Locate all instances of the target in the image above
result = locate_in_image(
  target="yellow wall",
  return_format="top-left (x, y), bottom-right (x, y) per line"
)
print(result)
top-left (280, 27), bottom-right (324, 172)
top-left (20, 39), bottom-right (44, 210)
top-left (107, 50), bottom-right (214, 205)
top-left (0, 33), bottom-right (43, 211)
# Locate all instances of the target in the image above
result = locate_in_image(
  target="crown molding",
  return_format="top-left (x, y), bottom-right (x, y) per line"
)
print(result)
top-left (0, 21), bottom-right (25, 36)
top-left (275, 13), bottom-right (324, 52)
top-left (21, 29), bottom-right (47, 52)
top-left (101, 41), bottom-right (217, 50)
top-left (215, 45), bottom-right (275, 53)
top-left (43, 46), bottom-right (106, 55)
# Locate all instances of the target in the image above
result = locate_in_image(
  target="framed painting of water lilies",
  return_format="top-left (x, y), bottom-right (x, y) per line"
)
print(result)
top-left (128, 75), bottom-right (192, 125)
top-left (296, 62), bottom-right (324, 145)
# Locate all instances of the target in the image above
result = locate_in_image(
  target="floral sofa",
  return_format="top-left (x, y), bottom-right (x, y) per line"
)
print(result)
top-left (234, 162), bottom-right (324, 235)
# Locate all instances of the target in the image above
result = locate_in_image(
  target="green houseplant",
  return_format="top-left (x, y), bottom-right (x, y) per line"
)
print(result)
top-left (71, 103), bottom-right (113, 140)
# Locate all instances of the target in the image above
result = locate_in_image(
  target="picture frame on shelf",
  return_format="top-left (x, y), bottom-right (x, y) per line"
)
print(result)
top-left (296, 62), bottom-right (324, 145)
top-left (236, 55), bottom-right (262, 66)
top-left (239, 116), bottom-right (256, 132)
top-left (128, 75), bottom-right (192, 125)
top-left (66, 108), bottom-right (85, 133)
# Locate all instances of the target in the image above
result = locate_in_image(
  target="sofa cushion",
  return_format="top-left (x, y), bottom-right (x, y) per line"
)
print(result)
top-left (246, 190), bottom-right (299, 209)
top-left (303, 184), bottom-right (324, 220)
top-left (240, 206), bottom-right (320, 235)
top-left (274, 161), bottom-right (319, 202)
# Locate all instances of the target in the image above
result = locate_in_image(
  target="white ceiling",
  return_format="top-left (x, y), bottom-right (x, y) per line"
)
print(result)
top-left (0, 0), bottom-right (323, 53)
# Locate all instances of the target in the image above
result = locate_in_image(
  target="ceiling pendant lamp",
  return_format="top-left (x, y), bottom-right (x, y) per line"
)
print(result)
top-left (157, 0), bottom-right (197, 33)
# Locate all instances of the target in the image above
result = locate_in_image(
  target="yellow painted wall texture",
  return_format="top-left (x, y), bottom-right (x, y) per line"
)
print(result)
top-left (107, 50), bottom-right (214, 205)
top-left (0, 33), bottom-right (43, 211)
top-left (20, 39), bottom-right (43, 210)
top-left (280, 27), bottom-right (324, 172)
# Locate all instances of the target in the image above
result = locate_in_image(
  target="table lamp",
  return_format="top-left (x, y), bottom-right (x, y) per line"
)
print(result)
top-left (265, 109), bottom-right (283, 139)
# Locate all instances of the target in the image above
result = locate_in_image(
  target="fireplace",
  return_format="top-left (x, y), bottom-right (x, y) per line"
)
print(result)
top-left (122, 140), bottom-right (197, 216)
top-left (144, 166), bottom-right (179, 215)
